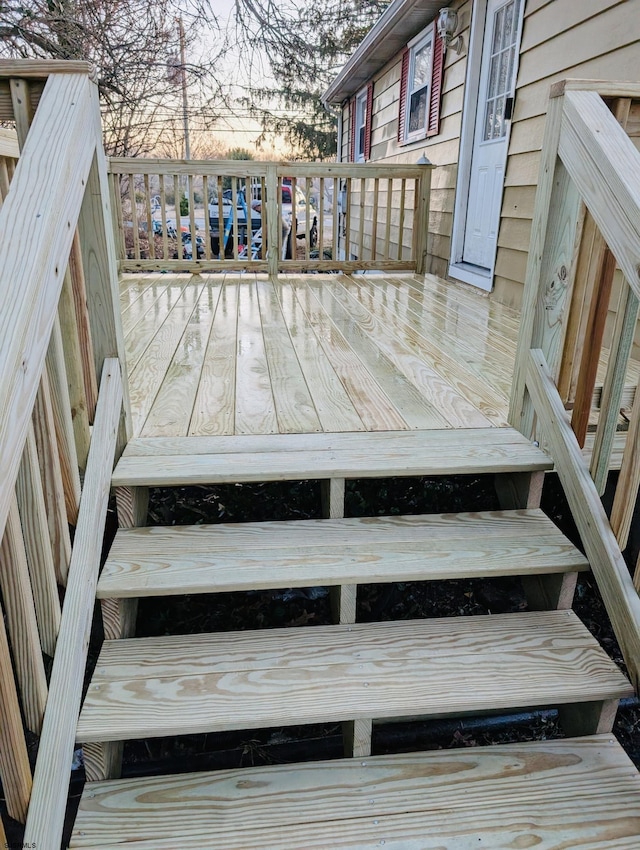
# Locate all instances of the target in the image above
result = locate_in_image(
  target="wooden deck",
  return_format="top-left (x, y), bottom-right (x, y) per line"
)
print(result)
top-left (120, 272), bottom-right (520, 438)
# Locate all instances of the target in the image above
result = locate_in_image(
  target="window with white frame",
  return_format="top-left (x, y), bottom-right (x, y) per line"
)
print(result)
top-left (355, 87), bottom-right (368, 161)
top-left (404, 24), bottom-right (434, 142)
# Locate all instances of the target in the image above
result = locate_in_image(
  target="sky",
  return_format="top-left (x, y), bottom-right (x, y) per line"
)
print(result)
top-left (194, 0), bottom-right (290, 154)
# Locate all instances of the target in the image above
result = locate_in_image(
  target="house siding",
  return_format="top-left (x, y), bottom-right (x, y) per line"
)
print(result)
top-left (495, 0), bottom-right (639, 308)
top-left (337, 0), bottom-right (640, 308)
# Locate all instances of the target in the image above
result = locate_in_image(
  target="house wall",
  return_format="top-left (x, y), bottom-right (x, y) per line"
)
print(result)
top-left (340, 0), bottom-right (640, 309)
top-left (497, 0), bottom-right (639, 309)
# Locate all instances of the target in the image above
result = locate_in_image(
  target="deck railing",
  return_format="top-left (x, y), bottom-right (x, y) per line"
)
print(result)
top-left (510, 80), bottom-right (640, 689)
top-left (107, 158), bottom-right (433, 276)
top-left (0, 60), bottom-right (129, 847)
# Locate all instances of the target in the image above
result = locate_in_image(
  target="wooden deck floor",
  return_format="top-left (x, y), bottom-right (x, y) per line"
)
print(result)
top-left (119, 272), bottom-right (520, 438)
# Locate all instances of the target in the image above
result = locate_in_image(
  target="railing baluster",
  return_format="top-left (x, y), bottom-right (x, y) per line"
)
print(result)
top-left (398, 179), bottom-right (406, 261)
top-left (332, 177), bottom-right (339, 262)
top-left (232, 176), bottom-right (239, 261)
top-left (32, 371), bottom-right (72, 585)
top-left (217, 175), bottom-right (224, 260)
top-left (69, 233), bottom-right (98, 422)
top-left (173, 174), bottom-right (180, 257)
top-left (202, 175), bottom-right (211, 260)
top-left (58, 267), bottom-right (91, 468)
top-left (45, 318), bottom-right (81, 524)
top-left (358, 176), bottom-right (365, 260)
top-left (16, 426), bottom-right (61, 656)
top-left (143, 174), bottom-right (154, 260)
top-left (129, 173), bottom-right (140, 260)
top-left (188, 173), bottom-right (197, 263)
top-left (371, 177), bottom-right (379, 261)
top-left (0, 496), bottom-right (48, 734)
top-left (345, 177), bottom-right (352, 262)
top-left (319, 176), bottom-right (325, 259)
top-left (0, 594), bottom-right (32, 823)
top-left (384, 177), bottom-right (392, 262)
top-left (160, 174), bottom-right (169, 260)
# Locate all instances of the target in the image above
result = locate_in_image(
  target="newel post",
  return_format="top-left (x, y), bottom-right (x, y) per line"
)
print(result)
top-left (414, 156), bottom-right (432, 275)
top-left (266, 164), bottom-right (279, 281)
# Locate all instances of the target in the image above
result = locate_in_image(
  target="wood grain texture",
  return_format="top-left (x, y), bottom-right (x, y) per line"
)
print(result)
top-left (69, 231), bottom-right (98, 422)
top-left (0, 597), bottom-right (32, 823)
top-left (509, 94), bottom-right (564, 431)
top-left (58, 265), bottom-right (91, 468)
top-left (235, 281), bottom-right (278, 435)
top-left (141, 282), bottom-right (222, 437)
top-left (274, 280), bottom-right (365, 432)
top-left (97, 509), bottom-right (588, 599)
top-left (46, 317), bottom-right (82, 523)
top-left (189, 279), bottom-right (238, 436)
top-left (16, 425), bottom-right (61, 656)
top-left (76, 611), bottom-right (631, 743)
top-left (113, 428), bottom-right (552, 487)
top-left (78, 94), bottom-right (132, 445)
top-left (527, 349), bottom-right (640, 691)
top-left (32, 370), bottom-right (72, 584)
top-left (256, 281), bottom-right (321, 433)
top-left (0, 497), bottom-right (48, 733)
top-left (559, 90), bottom-right (640, 300)
top-left (24, 359), bottom-right (123, 850)
top-left (0, 73), bottom-right (94, 552)
top-left (70, 735), bottom-right (640, 850)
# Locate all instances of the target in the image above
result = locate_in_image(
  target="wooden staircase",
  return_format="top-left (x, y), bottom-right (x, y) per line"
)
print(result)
top-left (69, 428), bottom-right (640, 847)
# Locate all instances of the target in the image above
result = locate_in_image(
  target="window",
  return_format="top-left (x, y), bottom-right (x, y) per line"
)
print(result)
top-left (398, 24), bottom-right (444, 144)
top-left (349, 82), bottom-right (373, 162)
top-left (355, 88), bottom-right (368, 161)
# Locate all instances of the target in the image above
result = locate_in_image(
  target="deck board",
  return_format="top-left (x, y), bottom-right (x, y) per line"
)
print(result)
top-left (189, 279), bottom-right (237, 436)
top-left (119, 272), bottom-right (520, 437)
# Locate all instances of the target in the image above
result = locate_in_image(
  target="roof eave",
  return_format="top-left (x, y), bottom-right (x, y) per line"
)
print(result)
top-left (323, 0), bottom-right (443, 106)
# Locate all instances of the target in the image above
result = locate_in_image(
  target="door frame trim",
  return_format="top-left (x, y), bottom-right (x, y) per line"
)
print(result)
top-left (449, 0), bottom-right (524, 292)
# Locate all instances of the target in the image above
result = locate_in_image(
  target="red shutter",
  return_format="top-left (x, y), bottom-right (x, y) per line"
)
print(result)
top-left (364, 82), bottom-right (374, 160)
top-left (426, 31), bottom-right (444, 137)
top-left (349, 97), bottom-right (356, 162)
top-left (397, 48), bottom-right (410, 143)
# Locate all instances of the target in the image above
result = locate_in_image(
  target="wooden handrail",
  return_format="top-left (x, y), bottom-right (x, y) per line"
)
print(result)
top-left (0, 72), bottom-right (96, 544)
top-left (23, 359), bottom-right (123, 849)
top-left (527, 350), bottom-right (640, 691)
top-left (108, 157), bottom-right (432, 276)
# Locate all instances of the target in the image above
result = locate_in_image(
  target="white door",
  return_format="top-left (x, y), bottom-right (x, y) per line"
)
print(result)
top-left (462, 0), bottom-right (522, 270)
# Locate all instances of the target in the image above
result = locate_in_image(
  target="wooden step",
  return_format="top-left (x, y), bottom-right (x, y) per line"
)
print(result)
top-left (76, 611), bottom-right (631, 744)
top-left (70, 735), bottom-right (640, 849)
top-left (112, 428), bottom-right (552, 487)
top-left (97, 509), bottom-right (589, 599)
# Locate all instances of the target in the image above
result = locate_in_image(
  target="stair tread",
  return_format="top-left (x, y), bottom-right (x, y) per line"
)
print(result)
top-left (76, 611), bottom-right (632, 743)
top-left (71, 735), bottom-right (640, 849)
top-left (98, 509), bottom-right (589, 598)
top-left (112, 428), bottom-right (552, 486)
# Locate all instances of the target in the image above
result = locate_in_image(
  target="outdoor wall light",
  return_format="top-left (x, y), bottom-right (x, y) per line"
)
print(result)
top-left (437, 7), bottom-right (463, 54)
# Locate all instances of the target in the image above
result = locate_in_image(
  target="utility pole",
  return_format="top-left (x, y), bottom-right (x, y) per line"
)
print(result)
top-left (176, 16), bottom-right (191, 160)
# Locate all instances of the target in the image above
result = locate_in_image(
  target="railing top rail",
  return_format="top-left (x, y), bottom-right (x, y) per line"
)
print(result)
top-left (107, 156), bottom-right (431, 179)
top-left (0, 59), bottom-right (96, 80)
top-left (551, 78), bottom-right (640, 99)
top-left (0, 128), bottom-right (19, 159)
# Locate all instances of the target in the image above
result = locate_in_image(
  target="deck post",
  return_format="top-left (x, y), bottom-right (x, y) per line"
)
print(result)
top-left (77, 82), bottom-right (132, 451)
top-left (509, 92), bottom-right (582, 439)
top-left (266, 164), bottom-right (279, 280)
top-left (414, 163), bottom-right (432, 275)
